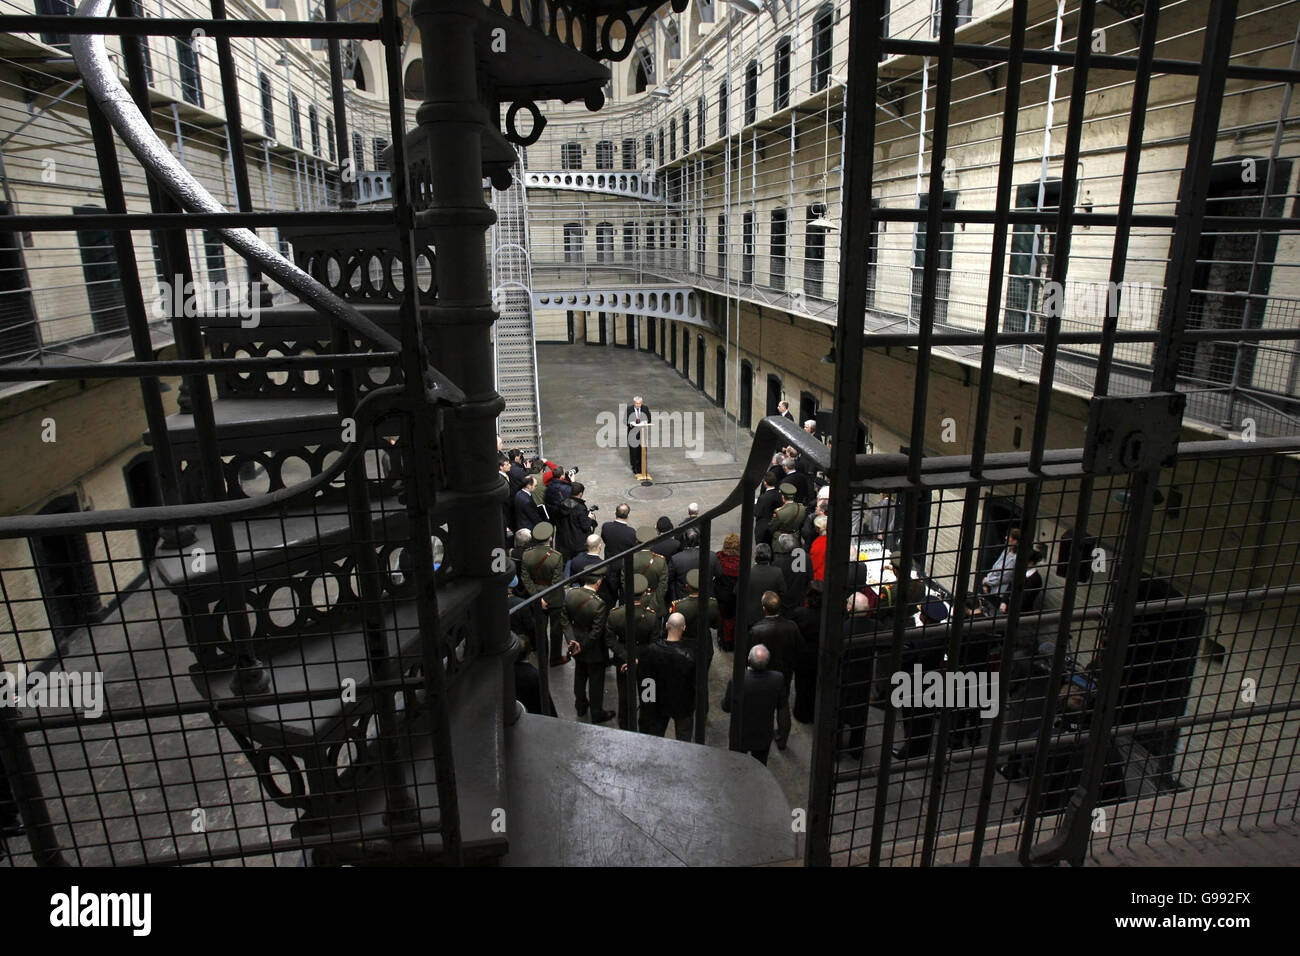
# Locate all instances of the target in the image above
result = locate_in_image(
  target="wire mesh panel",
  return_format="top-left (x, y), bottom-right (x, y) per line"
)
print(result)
top-left (807, 0), bottom-right (1300, 867)
top-left (818, 442), bottom-right (1300, 866)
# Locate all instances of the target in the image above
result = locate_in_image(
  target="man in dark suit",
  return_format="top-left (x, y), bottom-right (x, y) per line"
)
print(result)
top-left (753, 475), bottom-right (782, 546)
top-left (601, 503), bottom-right (638, 556)
top-left (773, 533), bottom-right (811, 615)
top-left (777, 400), bottom-right (794, 421)
top-left (637, 611), bottom-right (697, 739)
top-left (507, 448), bottom-right (528, 493)
top-left (779, 457), bottom-right (814, 505)
top-left (746, 544), bottom-right (786, 625)
top-left (627, 395), bottom-right (651, 474)
top-left (749, 590), bottom-right (803, 750)
top-left (513, 476), bottom-right (542, 533)
top-left (666, 528), bottom-right (719, 602)
top-left (722, 644), bottom-right (785, 764)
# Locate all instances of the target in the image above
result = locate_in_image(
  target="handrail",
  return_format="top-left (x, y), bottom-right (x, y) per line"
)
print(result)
top-left (69, 0), bottom-right (402, 356)
top-left (509, 414), bottom-right (827, 615)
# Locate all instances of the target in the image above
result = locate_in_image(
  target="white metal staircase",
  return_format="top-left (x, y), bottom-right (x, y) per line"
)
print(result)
top-left (491, 157), bottom-right (544, 456)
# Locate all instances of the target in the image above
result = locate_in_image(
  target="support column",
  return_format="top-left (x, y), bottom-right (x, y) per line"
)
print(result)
top-left (412, 0), bottom-right (509, 666)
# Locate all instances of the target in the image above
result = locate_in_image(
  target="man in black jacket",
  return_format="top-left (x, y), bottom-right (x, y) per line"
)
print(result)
top-left (601, 503), bottom-right (638, 556)
top-left (722, 644), bottom-right (785, 764)
top-left (749, 591), bottom-right (804, 750)
top-left (637, 612), bottom-right (697, 739)
top-left (773, 534), bottom-right (811, 616)
top-left (513, 476), bottom-right (542, 533)
top-left (554, 481), bottom-right (597, 562)
top-left (651, 516), bottom-right (681, 561)
top-left (746, 544), bottom-right (787, 625)
top-left (753, 475), bottom-right (782, 546)
top-left (666, 528), bottom-right (719, 602)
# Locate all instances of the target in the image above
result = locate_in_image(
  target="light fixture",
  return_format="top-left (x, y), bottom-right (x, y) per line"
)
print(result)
top-left (651, 87), bottom-right (672, 99)
top-left (702, 57), bottom-right (714, 71)
top-left (821, 345), bottom-right (837, 364)
top-left (722, 0), bottom-right (762, 13)
top-left (810, 216), bottom-right (838, 230)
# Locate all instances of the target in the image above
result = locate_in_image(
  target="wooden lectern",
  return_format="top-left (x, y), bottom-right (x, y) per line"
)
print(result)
top-left (632, 421), bottom-right (653, 484)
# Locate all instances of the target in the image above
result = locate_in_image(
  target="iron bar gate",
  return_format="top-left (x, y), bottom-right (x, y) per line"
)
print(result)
top-left (808, 0), bottom-right (1300, 866)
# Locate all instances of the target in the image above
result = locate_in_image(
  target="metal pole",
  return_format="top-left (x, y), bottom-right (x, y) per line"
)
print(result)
top-left (805, 0), bottom-right (884, 867)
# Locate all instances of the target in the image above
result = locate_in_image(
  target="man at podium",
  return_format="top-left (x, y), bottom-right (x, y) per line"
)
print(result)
top-left (627, 395), bottom-right (652, 475)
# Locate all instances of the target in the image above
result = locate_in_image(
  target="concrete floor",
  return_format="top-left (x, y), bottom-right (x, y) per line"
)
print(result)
top-left (530, 341), bottom-right (815, 829)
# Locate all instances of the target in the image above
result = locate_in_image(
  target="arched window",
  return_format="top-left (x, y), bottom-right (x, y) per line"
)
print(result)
top-left (633, 45), bottom-right (654, 93)
top-left (561, 142), bottom-right (583, 169)
top-left (404, 59), bottom-right (425, 100)
top-left (596, 222), bottom-right (614, 262)
top-left (717, 80), bottom-right (728, 137)
top-left (623, 222), bottom-right (637, 261)
top-left (696, 216), bottom-right (706, 272)
top-left (352, 56), bottom-right (367, 91)
top-left (563, 223), bottom-right (584, 263)
top-left (774, 37), bottom-right (791, 111)
top-left (657, 128), bottom-right (665, 165)
top-left (664, 17), bottom-right (681, 59)
top-left (595, 140), bottom-right (614, 169)
top-left (742, 211), bottom-right (754, 283)
top-left (669, 119), bottom-right (676, 160)
top-left (622, 138), bottom-right (637, 170)
top-left (812, 4), bottom-right (834, 92)
top-left (696, 95), bottom-right (706, 144)
top-left (258, 73), bottom-right (275, 139)
top-left (744, 60), bottom-right (758, 125)
top-left (682, 109), bottom-right (691, 153)
top-left (644, 133), bottom-right (654, 167)
top-left (325, 117), bottom-right (335, 161)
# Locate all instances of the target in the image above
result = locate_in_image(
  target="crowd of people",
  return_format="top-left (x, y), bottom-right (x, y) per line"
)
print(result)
top-left (495, 431), bottom-right (1063, 772)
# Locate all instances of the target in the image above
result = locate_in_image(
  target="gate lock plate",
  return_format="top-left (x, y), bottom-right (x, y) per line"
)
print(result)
top-left (1082, 392), bottom-right (1186, 476)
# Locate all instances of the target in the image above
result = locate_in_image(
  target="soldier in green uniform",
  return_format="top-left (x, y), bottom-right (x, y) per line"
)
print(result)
top-left (606, 573), bottom-right (662, 730)
top-left (564, 569), bottom-right (615, 724)
top-left (668, 568), bottom-right (720, 666)
top-left (521, 521), bottom-right (568, 667)
top-left (768, 483), bottom-right (807, 555)
top-left (632, 525), bottom-right (670, 614)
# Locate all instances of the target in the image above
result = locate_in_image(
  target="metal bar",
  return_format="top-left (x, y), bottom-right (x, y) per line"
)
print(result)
top-left (0, 352), bottom-right (399, 382)
top-left (694, 516), bottom-right (713, 744)
top-left (1028, 0), bottom-right (1242, 868)
top-left (921, 0), bottom-right (1030, 869)
top-left (0, 14), bottom-right (382, 37)
top-left (805, 0), bottom-right (883, 867)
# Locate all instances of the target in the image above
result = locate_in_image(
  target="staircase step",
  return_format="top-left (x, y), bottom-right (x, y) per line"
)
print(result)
top-left (157, 397), bottom-right (343, 450)
top-left (153, 497), bottom-right (407, 594)
top-left (291, 640), bottom-right (509, 864)
top-left (195, 577), bottom-right (478, 751)
top-left (501, 714), bottom-right (797, 866)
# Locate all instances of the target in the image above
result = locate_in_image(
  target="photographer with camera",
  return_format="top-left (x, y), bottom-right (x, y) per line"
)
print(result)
top-left (555, 480), bottom-right (597, 564)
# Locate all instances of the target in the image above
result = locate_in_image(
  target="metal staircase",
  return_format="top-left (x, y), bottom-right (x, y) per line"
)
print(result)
top-left (491, 156), bottom-right (544, 456)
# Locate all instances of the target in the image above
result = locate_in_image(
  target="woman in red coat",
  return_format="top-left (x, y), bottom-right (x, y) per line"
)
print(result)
top-left (713, 532), bottom-right (742, 651)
